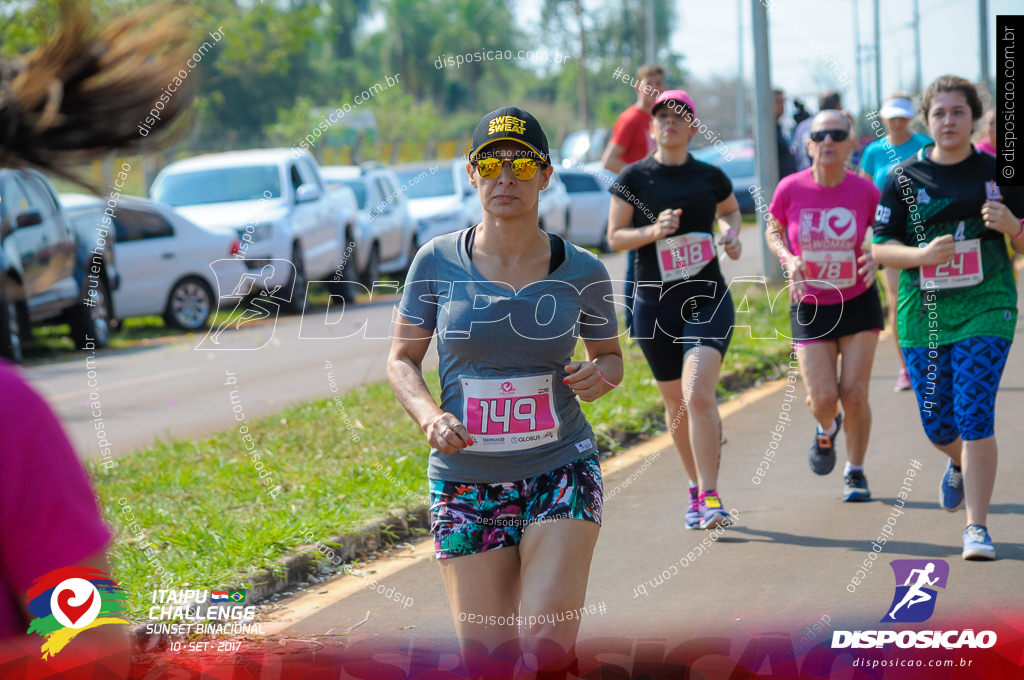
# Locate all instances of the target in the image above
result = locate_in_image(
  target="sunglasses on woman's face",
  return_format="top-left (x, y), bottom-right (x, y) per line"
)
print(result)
top-left (809, 129), bottom-right (850, 143)
top-left (473, 156), bottom-right (541, 180)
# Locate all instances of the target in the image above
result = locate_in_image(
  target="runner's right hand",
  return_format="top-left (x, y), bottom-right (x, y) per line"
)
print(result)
top-left (919, 234), bottom-right (956, 266)
top-left (783, 253), bottom-right (807, 300)
top-left (424, 412), bottom-right (474, 453)
top-left (649, 208), bottom-right (681, 240)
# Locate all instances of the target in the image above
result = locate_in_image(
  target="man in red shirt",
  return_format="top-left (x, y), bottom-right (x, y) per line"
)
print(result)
top-left (602, 64), bottom-right (665, 172)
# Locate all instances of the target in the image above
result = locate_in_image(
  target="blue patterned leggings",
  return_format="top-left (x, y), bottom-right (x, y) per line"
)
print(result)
top-left (902, 337), bottom-right (1011, 444)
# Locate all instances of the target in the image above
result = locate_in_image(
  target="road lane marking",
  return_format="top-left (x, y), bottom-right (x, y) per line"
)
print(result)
top-left (50, 366), bottom-right (203, 402)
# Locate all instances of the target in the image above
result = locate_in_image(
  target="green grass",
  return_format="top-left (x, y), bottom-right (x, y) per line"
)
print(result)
top-left (87, 285), bottom-right (790, 619)
top-left (95, 374), bottom-right (439, 619)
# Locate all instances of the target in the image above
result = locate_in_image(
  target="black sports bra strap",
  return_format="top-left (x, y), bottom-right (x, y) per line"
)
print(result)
top-left (467, 226), bottom-right (564, 275)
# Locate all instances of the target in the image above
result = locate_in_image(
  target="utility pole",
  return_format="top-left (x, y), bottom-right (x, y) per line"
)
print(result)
top-left (645, 0), bottom-right (655, 64)
top-left (853, 0), bottom-right (864, 113)
top-left (913, 0), bottom-right (922, 95)
top-left (873, 0), bottom-right (882, 109)
top-left (751, 0), bottom-right (780, 282)
top-left (574, 0), bottom-right (588, 128)
top-left (737, 0), bottom-right (746, 138)
top-left (979, 0), bottom-right (990, 91)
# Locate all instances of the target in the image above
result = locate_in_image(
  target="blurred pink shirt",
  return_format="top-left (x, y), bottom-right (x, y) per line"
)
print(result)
top-left (976, 138), bottom-right (996, 156)
top-left (0, 361), bottom-right (111, 638)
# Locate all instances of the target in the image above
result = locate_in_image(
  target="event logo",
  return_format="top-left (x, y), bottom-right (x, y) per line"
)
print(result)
top-left (197, 261), bottom-right (295, 351)
top-left (832, 558), bottom-right (992, 650)
top-left (25, 566), bottom-right (128, 659)
top-left (881, 559), bottom-right (948, 623)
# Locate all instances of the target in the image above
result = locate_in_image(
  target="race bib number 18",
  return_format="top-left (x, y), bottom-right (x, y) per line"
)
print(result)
top-left (461, 374), bottom-right (561, 452)
top-left (656, 232), bottom-right (715, 282)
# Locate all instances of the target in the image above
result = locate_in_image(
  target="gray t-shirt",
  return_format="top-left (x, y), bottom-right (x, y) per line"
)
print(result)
top-left (397, 229), bottom-right (619, 483)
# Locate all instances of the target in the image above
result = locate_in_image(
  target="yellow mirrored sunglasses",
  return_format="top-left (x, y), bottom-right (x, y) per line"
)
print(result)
top-left (473, 156), bottom-right (541, 180)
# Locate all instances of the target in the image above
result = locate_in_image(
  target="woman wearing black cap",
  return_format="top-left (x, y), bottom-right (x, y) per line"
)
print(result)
top-left (388, 106), bottom-right (623, 674)
top-left (606, 90), bottom-right (743, 532)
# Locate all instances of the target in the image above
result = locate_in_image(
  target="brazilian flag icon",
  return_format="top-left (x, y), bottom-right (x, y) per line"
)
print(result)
top-left (228, 590), bottom-right (246, 602)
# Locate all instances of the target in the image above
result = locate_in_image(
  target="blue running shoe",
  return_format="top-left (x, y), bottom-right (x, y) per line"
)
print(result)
top-left (808, 412), bottom-right (842, 475)
top-left (962, 525), bottom-right (995, 560)
top-left (939, 460), bottom-right (965, 512)
top-left (699, 490), bottom-right (733, 530)
top-left (842, 469), bottom-right (871, 502)
top-left (685, 486), bottom-right (700, 530)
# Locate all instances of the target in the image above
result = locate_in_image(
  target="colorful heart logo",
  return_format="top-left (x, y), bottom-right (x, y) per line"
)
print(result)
top-left (56, 588), bottom-right (95, 626)
top-left (823, 207), bottom-right (856, 240)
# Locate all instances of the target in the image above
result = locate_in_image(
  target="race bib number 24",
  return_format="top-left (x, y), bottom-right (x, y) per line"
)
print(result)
top-left (920, 239), bottom-right (983, 290)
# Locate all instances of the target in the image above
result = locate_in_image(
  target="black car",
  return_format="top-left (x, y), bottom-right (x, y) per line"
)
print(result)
top-left (0, 169), bottom-right (118, 361)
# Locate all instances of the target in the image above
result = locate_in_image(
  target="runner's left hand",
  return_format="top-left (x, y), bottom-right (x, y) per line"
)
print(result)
top-left (857, 251), bottom-right (878, 287)
top-left (563, 361), bottom-right (607, 402)
top-left (718, 231), bottom-right (742, 260)
top-left (981, 200), bottom-right (1018, 235)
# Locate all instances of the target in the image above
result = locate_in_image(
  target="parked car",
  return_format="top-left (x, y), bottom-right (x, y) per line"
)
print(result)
top-left (452, 158), bottom-right (481, 227)
top-left (321, 164), bottom-right (414, 287)
top-left (62, 194), bottom-right (247, 330)
top-left (0, 169), bottom-right (118, 361)
top-left (393, 162), bottom-right (473, 246)
top-left (560, 129), bottom-right (610, 166)
top-left (538, 170), bottom-right (570, 238)
top-left (692, 140), bottom-right (757, 214)
top-left (581, 161), bottom-right (616, 191)
top-left (555, 168), bottom-right (611, 250)
top-left (150, 148), bottom-right (354, 311)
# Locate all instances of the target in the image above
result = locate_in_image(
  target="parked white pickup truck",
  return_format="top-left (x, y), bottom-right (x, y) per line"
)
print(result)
top-left (150, 148), bottom-right (357, 311)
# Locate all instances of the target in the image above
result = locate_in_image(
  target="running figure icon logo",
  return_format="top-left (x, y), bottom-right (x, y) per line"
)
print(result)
top-left (197, 260), bottom-right (296, 351)
top-left (881, 559), bottom-right (949, 623)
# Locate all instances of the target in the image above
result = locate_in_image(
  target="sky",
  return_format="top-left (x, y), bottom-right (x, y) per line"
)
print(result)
top-left (516, 0), bottom-right (1016, 114)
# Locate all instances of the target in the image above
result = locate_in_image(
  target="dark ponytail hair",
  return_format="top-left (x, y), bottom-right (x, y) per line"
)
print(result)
top-left (0, 2), bottom-right (196, 184)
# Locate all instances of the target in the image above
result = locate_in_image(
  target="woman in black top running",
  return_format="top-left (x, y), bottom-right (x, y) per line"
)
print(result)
top-left (607, 89), bottom-right (742, 531)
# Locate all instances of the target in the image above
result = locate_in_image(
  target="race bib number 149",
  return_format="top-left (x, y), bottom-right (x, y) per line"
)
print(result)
top-left (461, 374), bottom-right (561, 452)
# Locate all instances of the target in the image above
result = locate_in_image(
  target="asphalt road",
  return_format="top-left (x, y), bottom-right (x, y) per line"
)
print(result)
top-left (259, 279), bottom-right (1024, 663)
top-left (23, 230), bottom-right (768, 461)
